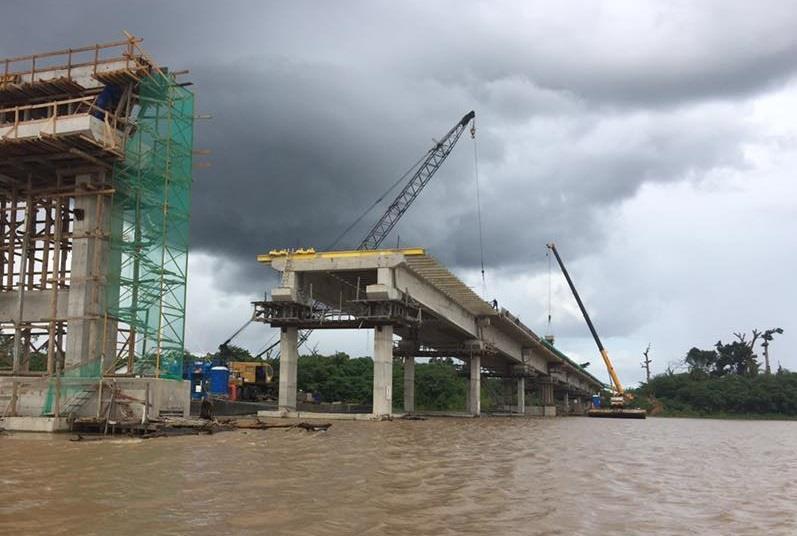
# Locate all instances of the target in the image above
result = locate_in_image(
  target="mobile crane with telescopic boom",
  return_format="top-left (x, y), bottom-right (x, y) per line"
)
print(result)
top-left (546, 242), bottom-right (646, 419)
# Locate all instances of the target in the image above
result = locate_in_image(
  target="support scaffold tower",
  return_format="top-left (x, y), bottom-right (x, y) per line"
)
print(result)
top-left (0, 34), bottom-right (195, 424)
top-left (107, 71), bottom-right (194, 380)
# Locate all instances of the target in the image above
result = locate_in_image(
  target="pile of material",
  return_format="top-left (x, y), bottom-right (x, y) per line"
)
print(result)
top-left (587, 408), bottom-right (647, 419)
top-left (69, 416), bottom-right (332, 440)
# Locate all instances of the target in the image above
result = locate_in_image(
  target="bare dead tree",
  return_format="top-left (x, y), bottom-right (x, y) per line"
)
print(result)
top-left (733, 331), bottom-right (746, 344)
top-left (641, 344), bottom-right (652, 383)
top-left (734, 330), bottom-right (761, 351)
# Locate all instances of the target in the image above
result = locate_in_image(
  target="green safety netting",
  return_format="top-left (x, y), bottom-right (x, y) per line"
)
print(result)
top-left (107, 72), bottom-right (194, 380)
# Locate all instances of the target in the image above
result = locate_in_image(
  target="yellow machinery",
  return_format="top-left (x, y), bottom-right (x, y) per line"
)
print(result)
top-left (546, 242), bottom-right (645, 418)
top-left (228, 361), bottom-right (275, 401)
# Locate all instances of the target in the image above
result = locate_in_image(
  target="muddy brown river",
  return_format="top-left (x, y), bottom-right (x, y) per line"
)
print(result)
top-left (1, 417), bottom-right (795, 535)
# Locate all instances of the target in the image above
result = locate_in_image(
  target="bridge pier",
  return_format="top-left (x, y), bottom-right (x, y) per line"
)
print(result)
top-left (573, 396), bottom-right (583, 415)
top-left (373, 325), bottom-right (394, 417)
top-left (537, 378), bottom-right (556, 417)
top-left (516, 377), bottom-right (526, 414)
top-left (539, 380), bottom-right (554, 406)
top-left (278, 326), bottom-right (298, 413)
top-left (403, 356), bottom-right (415, 414)
top-left (469, 355), bottom-right (481, 416)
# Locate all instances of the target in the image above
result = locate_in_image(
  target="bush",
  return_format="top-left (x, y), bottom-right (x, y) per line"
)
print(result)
top-left (632, 371), bottom-right (797, 416)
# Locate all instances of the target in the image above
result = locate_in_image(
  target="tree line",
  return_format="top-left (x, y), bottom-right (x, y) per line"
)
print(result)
top-left (632, 328), bottom-right (796, 416)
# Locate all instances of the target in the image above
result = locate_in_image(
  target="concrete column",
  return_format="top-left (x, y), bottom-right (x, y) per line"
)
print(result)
top-left (469, 355), bottom-right (481, 416)
top-left (403, 356), bottom-right (415, 414)
top-left (65, 172), bottom-right (113, 372)
top-left (373, 325), bottom-right (393, 417)
top-left (503, 378), bottom-right (513, 411)
top-left (465, 376), bottom-right (470, 412)
top-left (563, 392), bottom-right (570, 415)
top-left (278, 327), bottom-right (298, 412)
top-left (539, 380), bottom-right (554, 406)
top-left (517, 377), bottom-right (525, 414)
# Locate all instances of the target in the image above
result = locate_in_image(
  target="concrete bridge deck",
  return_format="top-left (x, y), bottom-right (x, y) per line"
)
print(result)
top-left (254, 247), bottom-right (604, 418)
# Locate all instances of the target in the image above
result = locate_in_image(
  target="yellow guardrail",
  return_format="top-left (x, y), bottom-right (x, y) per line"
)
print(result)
top-left (257, 247), bottom-right (425, 264)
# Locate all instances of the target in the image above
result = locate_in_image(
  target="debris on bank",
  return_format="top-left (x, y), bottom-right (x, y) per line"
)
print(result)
top-left (68, 416), bottom-right (332, 440)
top-left (400, 414), bottom-right (427, 421)
top-left (217, 417), bottom-right (332, 432)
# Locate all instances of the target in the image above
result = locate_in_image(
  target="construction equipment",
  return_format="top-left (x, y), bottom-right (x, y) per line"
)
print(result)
top-left (228, 361), bottom-right (275, 401)
top-left (358, 110), bottom-right (475, 250)
top-left (287, 110), bottom-right (477, 353)
top-left (546, 242), bottom-right (646, 419)
top-left (218, 112), bottom-right (477, 371)
top-left (187, 317), bottom-right (277, 400)
top-left (217, 317), bottom-right (255, 363)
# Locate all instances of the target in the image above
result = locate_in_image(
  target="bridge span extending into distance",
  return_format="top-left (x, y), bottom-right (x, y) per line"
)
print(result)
top-left (254, 248), bottom-right (605, 418)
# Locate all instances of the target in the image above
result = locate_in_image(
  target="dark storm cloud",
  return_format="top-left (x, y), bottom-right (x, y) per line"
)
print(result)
top-left (3, 0), bottom-right (797, 296)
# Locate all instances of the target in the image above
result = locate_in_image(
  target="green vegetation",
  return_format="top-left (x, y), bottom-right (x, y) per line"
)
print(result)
top-left (186, 345), bottom-right (472, 410)
top-left (296, 353), bottom-right (469, 411)
top-left (631, 371), bottom-right (797, 417)
top-left (0, 335), bottom-right (46, 371)
top-left (296, 353), bottom-right (375, 405)
top-left (630, 329), bottom-right (796, 417)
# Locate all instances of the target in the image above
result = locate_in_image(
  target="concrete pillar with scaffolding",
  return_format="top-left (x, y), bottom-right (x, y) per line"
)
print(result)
top-left (0, 35), bottom-right (195, 431)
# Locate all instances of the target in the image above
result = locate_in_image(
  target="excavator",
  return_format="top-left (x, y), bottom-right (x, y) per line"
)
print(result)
top-left (546, 242), bottom-right (646, 419)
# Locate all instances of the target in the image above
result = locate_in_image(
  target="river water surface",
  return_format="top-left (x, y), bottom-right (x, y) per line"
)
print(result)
top-left (1, 417), bottom-right (795, 535)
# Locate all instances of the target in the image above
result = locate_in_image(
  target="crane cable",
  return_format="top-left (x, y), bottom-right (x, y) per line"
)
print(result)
top-left (254, 331), bottom-right (279, 357)
top-left (471, 120), bottom-right (487, 297)
top-left (546, 247), bottom-right (553, 337)
top-left (326, 151), bottom-right (429, 251)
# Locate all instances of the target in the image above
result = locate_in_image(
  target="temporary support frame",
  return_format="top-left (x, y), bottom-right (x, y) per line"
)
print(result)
top-left (0, 35), bottom-right (194, 419)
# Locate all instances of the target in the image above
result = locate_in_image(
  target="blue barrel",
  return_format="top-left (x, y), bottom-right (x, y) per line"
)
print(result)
top-left (209, 366), bottom-right (230, 396)
top-left (591, 394), bottom-right (602, 408)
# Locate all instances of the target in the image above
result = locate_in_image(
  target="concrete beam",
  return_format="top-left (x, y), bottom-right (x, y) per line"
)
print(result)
top-left (269, 253), bottom-right (407, 273)
top-left (0, 290), bottom-right (69, 322)
top-left (18, 60), bottom-right (141, 88)
top-left (0, 115), bottom-right (123, 148)
top-left (393, 266), bottom-right (478, 338)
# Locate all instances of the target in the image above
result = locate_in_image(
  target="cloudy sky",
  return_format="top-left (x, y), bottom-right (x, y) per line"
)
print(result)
top-left (5, 0), bottom-right (796, 386)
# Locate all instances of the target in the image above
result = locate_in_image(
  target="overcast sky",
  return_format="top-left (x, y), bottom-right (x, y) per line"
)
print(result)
top-left (4, 0), bottom-right (796, 386)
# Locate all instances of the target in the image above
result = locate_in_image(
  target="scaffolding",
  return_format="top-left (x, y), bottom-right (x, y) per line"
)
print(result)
top-left (0, 35), bottom-right (194, 419)
top-left (107, 73), bottom-right (194, 379)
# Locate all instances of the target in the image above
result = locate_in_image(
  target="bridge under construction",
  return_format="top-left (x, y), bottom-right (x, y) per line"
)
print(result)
top-left (0, 35), bottom-right (607, 431)
top-left (0, 35), bottom-right (193, 431)
top-left (254, 247), bottom-right (604, 418)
